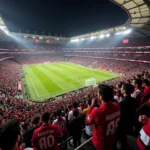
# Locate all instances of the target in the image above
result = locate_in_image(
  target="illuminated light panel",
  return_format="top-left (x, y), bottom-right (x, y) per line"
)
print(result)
top-left (123, 39), bottom-right (129, 44)
top-left (46, 39), bottom-right (50, 43)
top-left (35, 39), bottom-right (39, 43)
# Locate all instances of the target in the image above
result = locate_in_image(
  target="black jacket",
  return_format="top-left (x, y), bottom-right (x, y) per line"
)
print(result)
top-left (118, 96), bottom-right (136, 134)
top-left (69, 116), bottom-right (84, 138)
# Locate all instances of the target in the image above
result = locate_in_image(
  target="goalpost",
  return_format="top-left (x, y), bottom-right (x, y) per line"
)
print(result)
top-left (85, 78), bottom-right (97, 87)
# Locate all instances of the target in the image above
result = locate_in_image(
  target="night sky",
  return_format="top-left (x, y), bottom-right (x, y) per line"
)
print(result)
top-left (0, 0), bottom-right (128, 37)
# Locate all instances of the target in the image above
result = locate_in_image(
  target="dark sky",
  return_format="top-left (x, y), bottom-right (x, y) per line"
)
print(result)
top-left (0, 0), bottom-right (128, 37)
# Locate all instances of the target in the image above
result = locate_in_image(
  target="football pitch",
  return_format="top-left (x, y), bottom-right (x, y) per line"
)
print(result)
top-left (22, 62), bottom-right (119, 102)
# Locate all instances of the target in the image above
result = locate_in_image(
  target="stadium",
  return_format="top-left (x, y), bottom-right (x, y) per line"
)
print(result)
top-left (0, 0), bottom-right (150, 150)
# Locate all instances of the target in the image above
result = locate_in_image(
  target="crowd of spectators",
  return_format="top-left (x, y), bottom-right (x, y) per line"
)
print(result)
top-left (0, 54), bottom-right (150, 150)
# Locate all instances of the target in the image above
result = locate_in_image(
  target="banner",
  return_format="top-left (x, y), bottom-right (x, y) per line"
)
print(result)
top-left (18, 82), bottom-right (22, 91)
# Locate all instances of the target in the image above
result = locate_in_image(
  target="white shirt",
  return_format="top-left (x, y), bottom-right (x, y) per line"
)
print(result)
top-left (131, 89), bottom-right (141, 99)
top-left (68, 108), bottom-right (82, 121)
top-left (85, 124), bottom-right (95, 136)
top-left (52, 117), bottom-right (66, 124)
top-left (114, 95), bottom-right (119, 101)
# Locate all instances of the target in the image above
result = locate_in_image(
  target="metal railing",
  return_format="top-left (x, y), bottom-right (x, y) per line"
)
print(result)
top-left (74, 138), bottom-right (92, 150)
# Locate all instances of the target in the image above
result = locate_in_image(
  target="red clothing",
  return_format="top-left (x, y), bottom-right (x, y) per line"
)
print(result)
top-left (137, 119), bottom-right (150, 150)
top-left (85, 102), bottom-right (120, 150)
top-left (32, 123), bottom-right (62, 150)
top-left (53, 117), bottom-right (66, 133)
top-left (144, 86), bottom-right (150, 97)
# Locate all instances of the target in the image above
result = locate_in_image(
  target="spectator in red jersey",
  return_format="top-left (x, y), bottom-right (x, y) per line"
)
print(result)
top-left (131, 79), bottom-right (142, 108)
top-left (0, 119), bottom-right (26, 150)
top-left (118, 83), bottom-right (136, 150)
top-left (142, 79), bottom-right (150, 103)
top-left (85, 84), bottom-right (120, 150)
top-left (52, 109), bottom-right (67, 141)
top-left (137, 115), bottom-right (150, 150)
top-left (23, 115), bottom-right (41, 148)
top-left (32, 112), bottom-right (62, 150)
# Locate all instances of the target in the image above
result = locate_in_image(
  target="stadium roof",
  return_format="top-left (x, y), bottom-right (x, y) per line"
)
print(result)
top-left (112, 0), bottom-right (150, 37)
top-left (71, 0), bottom-right (150, 39)
top-left (0, 0), bottom-right (150, 43)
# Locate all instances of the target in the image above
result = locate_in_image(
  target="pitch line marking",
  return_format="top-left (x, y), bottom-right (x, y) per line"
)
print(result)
top-left (27, 74), bottom-right (40, 98)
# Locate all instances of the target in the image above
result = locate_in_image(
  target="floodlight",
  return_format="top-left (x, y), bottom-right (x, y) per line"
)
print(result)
top-left (75, 39), bottom-right (79, 42)
top-left (124, 29), bottom-right (132, 34)
top-left (115, 32), bottom-right (121, 35)
top-left (71, 39), bottom-right (79, 42)
top-left (39, 37), bottom-right (43, 39)
top-left (0, 26), bottom-right (9, 36)
top-left (24, 36), bottom-right (27, 38)
top-left (106, 34), bottom-right (110, 37)
top-left (99, 34), bottom-right (104, 38)
top-left (90, 36), bottom-right (96, 39)
top-left (33, 36), bottom-right (35, 39)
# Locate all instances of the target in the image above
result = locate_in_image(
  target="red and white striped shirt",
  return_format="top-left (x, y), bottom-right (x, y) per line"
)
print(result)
top-left (137, 119), bottom-right (150, 150)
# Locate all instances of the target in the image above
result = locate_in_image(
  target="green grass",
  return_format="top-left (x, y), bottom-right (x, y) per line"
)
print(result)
top-left (22, 62), bottom-right (119, 102)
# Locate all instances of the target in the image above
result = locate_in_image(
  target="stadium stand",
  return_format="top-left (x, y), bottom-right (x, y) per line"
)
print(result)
top-left (1, 0), bottom-right (150, 149)
top-left (0, 50), bottom-right (150, 150)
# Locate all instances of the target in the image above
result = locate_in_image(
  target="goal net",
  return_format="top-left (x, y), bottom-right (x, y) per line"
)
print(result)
top-left (85, 78), bottom-right (97, 86)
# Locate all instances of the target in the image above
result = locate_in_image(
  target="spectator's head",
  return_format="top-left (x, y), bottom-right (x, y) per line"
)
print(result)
top-left (137, 74), bottom-right (142, 79)
top-left (73, 102), bottom-right (78, 109)
top-left (131, 76), bottom-right (136, 80)
top-left (87, 98), bottom-right (92, 106)
top-left (142, 79), bottom-right (150, 87)
top-left (65, 108), bottom-right (68, 115)
top-left (126, 80), bottom-right (131, 84)
top-left (56, 109), bottom-right (62, 117)
top-left (22, 122), bottom-right (28, 131)
top-left (42, 112), bottom-right (50, 123)
top-left (116, 83), bottom-right (122, 89)
top-left (32, 115), bottom-right (40, 126)
top-left (0, 119), bottom-right (21, 150)
top-left (121, 83), bottom-right (134, 96)
top-left (132, 79), bottom-right (142, 88)
top-left (68, 105), bottom-right (72, 111)
top-left (98, 84), bottom-right (114, 103)
top-left (73, 109), bottom-right (79, 118)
